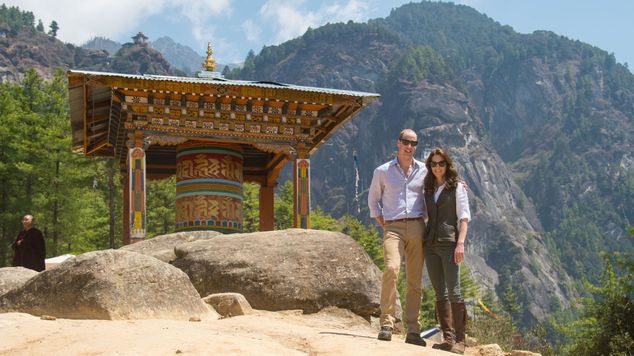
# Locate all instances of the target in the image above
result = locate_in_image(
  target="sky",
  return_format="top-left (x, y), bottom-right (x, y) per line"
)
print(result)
top-left (5, 0), bottom-right (634, 70)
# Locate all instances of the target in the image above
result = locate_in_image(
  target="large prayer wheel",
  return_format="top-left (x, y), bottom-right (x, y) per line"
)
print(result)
top-left (175, 141), bottom-right (243, 233)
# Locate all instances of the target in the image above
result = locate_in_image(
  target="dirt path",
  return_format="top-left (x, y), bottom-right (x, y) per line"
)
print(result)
top-left (0, 309), bottom-right (455, 355)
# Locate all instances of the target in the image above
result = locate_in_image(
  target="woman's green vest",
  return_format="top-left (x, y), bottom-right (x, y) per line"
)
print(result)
top-left (424, 187), bottom-right (458, 245)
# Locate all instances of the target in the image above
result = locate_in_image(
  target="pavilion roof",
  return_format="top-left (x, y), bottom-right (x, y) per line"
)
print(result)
top-left (67, 69), bottom-right (379, 182)
top-left (70, 70), bottom-right (379, 98)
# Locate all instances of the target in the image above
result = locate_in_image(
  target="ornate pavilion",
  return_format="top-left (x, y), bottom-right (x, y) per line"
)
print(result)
top-left (68, 43), bottom-right (379, 244)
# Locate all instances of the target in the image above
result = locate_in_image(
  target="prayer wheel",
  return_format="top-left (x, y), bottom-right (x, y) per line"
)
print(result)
top-left (175, 141), bottom-right (243, 233)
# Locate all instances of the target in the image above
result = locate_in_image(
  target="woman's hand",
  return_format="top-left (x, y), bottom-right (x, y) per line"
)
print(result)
top-left (454, 242), bottom-right (464, 264)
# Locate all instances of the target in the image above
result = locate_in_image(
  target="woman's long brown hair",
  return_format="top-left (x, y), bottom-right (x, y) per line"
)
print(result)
top-left (423, 148), bottom-right (459, 194)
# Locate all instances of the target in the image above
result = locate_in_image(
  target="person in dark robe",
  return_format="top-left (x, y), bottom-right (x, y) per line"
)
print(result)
top-left (12, 214), bottom-right (46, 272)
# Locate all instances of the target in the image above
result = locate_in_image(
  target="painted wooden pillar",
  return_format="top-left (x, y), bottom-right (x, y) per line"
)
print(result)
top-left (293, 147), bottom-right (310, 229)
top-left (122, 172), bottom-right (130, 246)
top-left (175, 141), bottom-right (243, 233)
top-left (128, 131), bottom-right (147, 243)
top-left (259, 184), bottom-right (275, 231)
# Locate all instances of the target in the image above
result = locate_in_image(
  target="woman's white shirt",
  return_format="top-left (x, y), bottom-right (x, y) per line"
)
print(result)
top-left (433, 182), bottom-right (471, 222)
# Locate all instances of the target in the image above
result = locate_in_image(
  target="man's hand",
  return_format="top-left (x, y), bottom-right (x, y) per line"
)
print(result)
top-left (374, 216), bottom-right (385, 229)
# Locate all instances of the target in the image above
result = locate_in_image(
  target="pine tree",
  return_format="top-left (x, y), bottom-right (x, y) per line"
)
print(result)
top-left (340, 215), bottom-right (383, 268)
top-left (241, 182), bottom-right (260, 232)
top-left (274, 180), bottom-right (294, 230)
top-left (221, 65), bottom-right (231, 77)
top-left (48, 20), bottom-right (58, 37)
top-left (0, 77), bottom-right (25, 265)
top-left (0, 70), bottom-right (122, 264)
top-left (566, 229), bottom-right (634, 355)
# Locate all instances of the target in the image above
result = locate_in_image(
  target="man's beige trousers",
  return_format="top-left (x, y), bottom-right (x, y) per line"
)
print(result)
top-left (380, 219), bottom-right (424, 333)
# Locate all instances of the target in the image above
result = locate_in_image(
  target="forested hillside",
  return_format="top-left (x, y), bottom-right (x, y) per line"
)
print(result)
top-left (0, 2), bottom-right (632, 351)
top-left (0, 4), bottom-right (176, 81)
top-left (228, 1), bottom-right (634, 328)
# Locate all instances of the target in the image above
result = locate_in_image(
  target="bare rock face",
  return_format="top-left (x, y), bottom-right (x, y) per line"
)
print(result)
top-left (172, 229), bottom-right (383, 319)
top-left (511, 350), bottom-right (542, 356)
top-left (120, 231), bottom-right (221, 263)
top-left (471, 344), bottom-right (505, 356)
top-left (202, 293), bottom-right (253, 317)
top-left (0, 267), bottom-right (38, 297)
top-left (0, 250), bottom-right (211, 320)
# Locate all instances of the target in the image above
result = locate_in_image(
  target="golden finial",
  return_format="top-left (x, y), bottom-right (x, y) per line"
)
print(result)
top-left (203, 41), bottom-right (216, 71)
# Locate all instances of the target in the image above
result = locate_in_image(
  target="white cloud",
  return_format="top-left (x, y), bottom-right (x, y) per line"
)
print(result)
top-left (4, 0), bottom-right (170, 45)
top-left (324, 0), bottom-right (368, 23)
top-left (3, 0), bottom-right (232, 46)
top-left (259, 0), bottom-right (374, 45)
top-left (211, 36), bottom-right (243, 64)
top-left (260, 0), bottom-right (320, 44)
top-left (177, 0), bottom-right (232, 44)
top-left (241, 19), bottom-right (261, 43)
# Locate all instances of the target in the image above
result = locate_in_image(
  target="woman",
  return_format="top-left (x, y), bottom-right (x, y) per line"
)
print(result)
top-left (423, 148), bottom-right (471, 354)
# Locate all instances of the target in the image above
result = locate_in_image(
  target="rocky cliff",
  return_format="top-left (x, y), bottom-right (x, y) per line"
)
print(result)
top-left (0, 27), bottom-right (175, 82)
top-left (151, 36), bottom-right (204, 76)
top-left (0, 27), bottom-right (110, 82)
top-left (3, 1), bottom-right (632, 328)
top-left (232, 3), bottom-right (634, 325)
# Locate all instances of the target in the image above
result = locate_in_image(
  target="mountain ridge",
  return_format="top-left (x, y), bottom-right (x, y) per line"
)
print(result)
top-left (81, 35), bottom-right (237, 76)
top-left (2, 1), bottom-right (632, 329)
top-left (229, 1), bottom-right (634, 326)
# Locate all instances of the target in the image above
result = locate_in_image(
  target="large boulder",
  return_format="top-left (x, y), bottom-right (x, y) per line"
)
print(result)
top-left (120, 231), bottom-right (221, 262)
top-left (0, 267), bottom-right (38, 297)
top-left (0, 250), bottom-right (212, 320)
top-left (172, 229), bottom-right (383, 319)
top-left (202, 293), bottom-right (253, 317)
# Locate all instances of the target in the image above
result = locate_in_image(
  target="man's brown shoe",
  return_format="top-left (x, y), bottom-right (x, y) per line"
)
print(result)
top-left (404, 332), bottom-right (426, 346)
top-left (377, 326), bottom-right (392, 341)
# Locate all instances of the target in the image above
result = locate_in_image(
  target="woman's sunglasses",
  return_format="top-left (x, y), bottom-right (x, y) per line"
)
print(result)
top-left (430, 161), bottom-right (447, 167)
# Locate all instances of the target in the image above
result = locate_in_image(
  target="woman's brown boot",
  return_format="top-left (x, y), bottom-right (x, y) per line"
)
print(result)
top-left (432, 300), bottom-right (453, 351)
top-left (450, 302), bottom-right (466, 354)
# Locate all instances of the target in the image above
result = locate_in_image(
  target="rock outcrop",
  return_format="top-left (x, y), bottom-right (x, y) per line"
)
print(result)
top-left (0, 267), bottom-right (38, 296)
top-left (120, 230), bottom-right (220, 263)
top-left (231, 4), bottom-right (634, 324)
top-left (0, 250), bottom-right (212, 320)
top-left (203, 293), bottom-right (253, 317)
top-left (172, 229), bottom-right (383, 319)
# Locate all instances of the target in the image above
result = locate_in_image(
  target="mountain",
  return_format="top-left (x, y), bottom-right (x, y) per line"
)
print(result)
top-left (81, 36), bottom-right (121, 57)
top-left (232, 2), bottom-right (634, 326)
top-left (0, 8), bottom-right (175, 80)
top-left (3, 1), bottom-right (633, 329)
top-left (81, 35), bottom-right (238, 76)
top-left (109, 41), bottom-right (174, 75)
top-left (151, 36), bottom-right (204, 76)
top-left (0, 25), bottom-right (111, 82)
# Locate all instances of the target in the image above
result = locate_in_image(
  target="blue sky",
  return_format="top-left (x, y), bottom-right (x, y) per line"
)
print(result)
top-left (6, 0), bottom-right (634, 70)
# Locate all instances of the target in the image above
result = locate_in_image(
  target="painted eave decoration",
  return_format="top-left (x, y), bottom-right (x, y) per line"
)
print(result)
top-left (68, 70), bottom-right (380, 158)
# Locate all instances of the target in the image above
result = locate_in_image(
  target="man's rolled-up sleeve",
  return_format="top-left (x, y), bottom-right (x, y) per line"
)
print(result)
top-left (368, 168), bottom-right (383, 218)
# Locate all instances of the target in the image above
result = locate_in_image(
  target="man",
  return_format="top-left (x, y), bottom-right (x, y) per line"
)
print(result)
top-left (368, 129), bottom-right (427, 346)
top-left (12, 214), bottom-right (46, 272)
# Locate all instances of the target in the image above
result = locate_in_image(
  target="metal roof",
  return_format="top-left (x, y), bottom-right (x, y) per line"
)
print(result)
top-left (68, 70), bottom-right (380, 98)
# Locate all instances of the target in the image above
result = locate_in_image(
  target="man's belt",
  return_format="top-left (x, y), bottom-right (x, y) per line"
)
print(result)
top-left (385, 217), bottom-right (423, 223)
